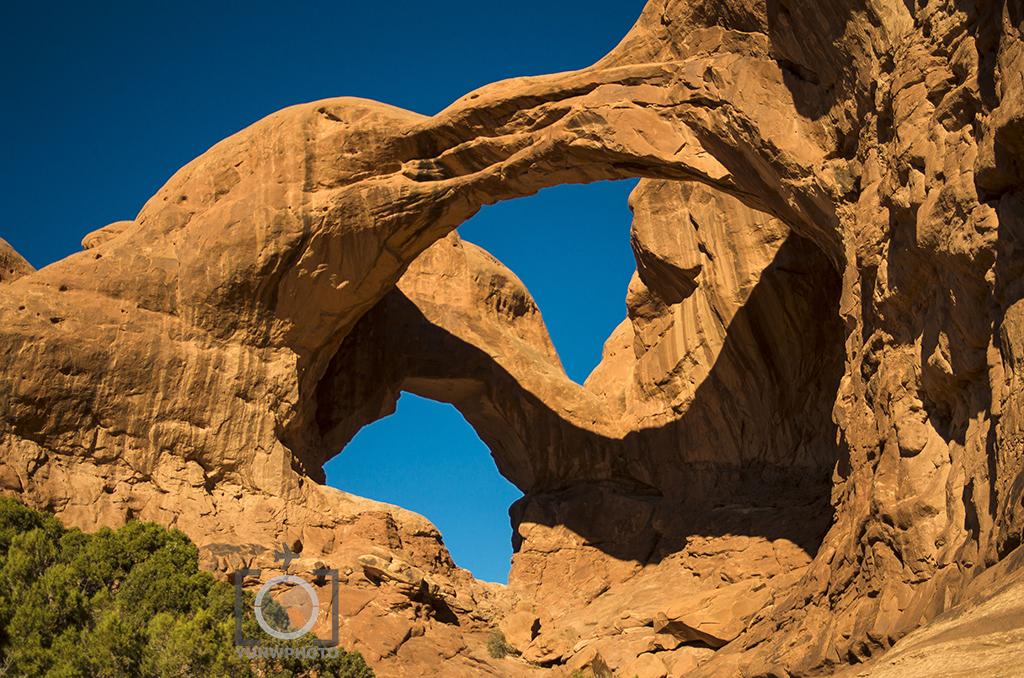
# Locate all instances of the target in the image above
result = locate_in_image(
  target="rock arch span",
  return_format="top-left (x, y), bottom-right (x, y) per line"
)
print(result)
top-left (1, 1), bottom-right (1023, 675)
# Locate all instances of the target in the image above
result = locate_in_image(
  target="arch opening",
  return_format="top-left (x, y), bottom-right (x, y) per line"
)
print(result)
top-left (458, 179), bottom-right (641, 385)
top-left (324, 392), bottom-right (522, 583)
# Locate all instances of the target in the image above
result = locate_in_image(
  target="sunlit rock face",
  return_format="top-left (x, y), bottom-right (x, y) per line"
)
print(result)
top-left (2, 0), bottom-right (1023, 675)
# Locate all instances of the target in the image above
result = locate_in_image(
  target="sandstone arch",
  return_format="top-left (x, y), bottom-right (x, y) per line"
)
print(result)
top-left (317, 178), bottom-right (843, 522)
top-left (2, 0), bottom-right (1023, 675)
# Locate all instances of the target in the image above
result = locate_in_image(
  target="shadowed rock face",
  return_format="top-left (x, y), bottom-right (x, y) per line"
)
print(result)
top-left (2, 0), bottom-right (1024, 675)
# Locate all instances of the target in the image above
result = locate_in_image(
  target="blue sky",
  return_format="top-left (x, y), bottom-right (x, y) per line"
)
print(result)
top-left (2, 1), bottom-right (646, 582)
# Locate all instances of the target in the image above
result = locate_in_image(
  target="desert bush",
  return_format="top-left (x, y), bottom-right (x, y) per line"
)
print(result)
top-left (486, 628), bottom-right (519, 659)
top-left (0, 496), bottom-right (373, 677)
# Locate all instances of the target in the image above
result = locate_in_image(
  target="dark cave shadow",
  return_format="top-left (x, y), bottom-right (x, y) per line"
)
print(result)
top-left (315, 230), bottom-right (845, 566)
top-left (992, 187), bottom-right (1024, 557)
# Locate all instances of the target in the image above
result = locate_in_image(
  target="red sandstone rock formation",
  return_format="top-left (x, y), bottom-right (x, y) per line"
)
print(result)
top-left (2, 1), bottom-right (1023, 676)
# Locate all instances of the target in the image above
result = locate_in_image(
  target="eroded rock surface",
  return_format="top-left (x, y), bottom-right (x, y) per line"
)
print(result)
top-left (2, 0), bottom-right (1024, 676)
top-left (0, 237), bottom-right (33, 284)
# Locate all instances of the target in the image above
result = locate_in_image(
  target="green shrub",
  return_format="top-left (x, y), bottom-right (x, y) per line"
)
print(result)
top-left (0, 496), bottom-right (373, 677)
